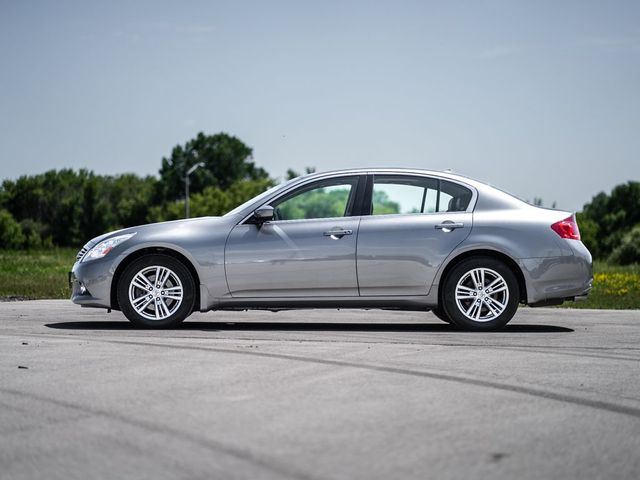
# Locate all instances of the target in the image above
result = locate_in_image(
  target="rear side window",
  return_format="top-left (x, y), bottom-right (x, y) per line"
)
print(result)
top-left (371, 175), bottom-right (472, 215)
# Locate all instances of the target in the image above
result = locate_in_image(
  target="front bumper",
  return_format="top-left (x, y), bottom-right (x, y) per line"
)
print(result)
top-left (69, 257), bottom-right (114, 309)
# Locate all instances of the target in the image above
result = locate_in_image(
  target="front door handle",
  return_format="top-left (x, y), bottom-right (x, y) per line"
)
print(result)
top-left (435, 222), bottom-right (464, 232)
top-left (323, 229), bottom-right (353, 239)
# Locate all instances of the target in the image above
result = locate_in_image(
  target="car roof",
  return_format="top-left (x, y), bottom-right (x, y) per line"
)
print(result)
top-left (226, 167), bottom-right (535, 219)
top-left (294, 167), bottom-right (485, 189)
top-left (290, 167), bottom-right (536, 212)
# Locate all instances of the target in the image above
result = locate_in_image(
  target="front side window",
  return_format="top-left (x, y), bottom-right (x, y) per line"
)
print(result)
top-left (371, 175), bottom-right (472, 215)
top-left (271, 176), bottom-right (359, 221)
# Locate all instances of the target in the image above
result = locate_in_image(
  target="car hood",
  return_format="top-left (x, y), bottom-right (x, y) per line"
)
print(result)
top-left (83, 216), bottom-right (231, 248)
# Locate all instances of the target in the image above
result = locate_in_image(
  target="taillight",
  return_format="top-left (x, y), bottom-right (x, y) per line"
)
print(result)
top-left (551, 215), bottom-right (581, 240)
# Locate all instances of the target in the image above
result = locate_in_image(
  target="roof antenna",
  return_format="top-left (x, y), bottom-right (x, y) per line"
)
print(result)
top-left (443, 168), bottom-right (453, 173)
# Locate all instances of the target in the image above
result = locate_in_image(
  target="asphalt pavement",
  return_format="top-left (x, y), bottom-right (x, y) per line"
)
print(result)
top-left (1, 300), bottom-right (639, 480)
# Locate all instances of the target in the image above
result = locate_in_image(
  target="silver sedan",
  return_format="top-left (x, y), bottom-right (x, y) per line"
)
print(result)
top-left (70, 168), bottom-right (592, 331)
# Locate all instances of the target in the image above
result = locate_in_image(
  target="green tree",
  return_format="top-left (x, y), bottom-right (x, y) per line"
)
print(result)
top-left (157, 132), bottom-right (269, 202)
top-left (148, 178), bottom-right (275, 222)
top-left (0, 209), bottom-right (25, 248)
top-left (226, 178), bottom-right (275, 207)
top-left (609, 225), bottom-right (640, 265)
top-left (286, 167), bottom-right (316, 180)
top-left (581, 181), bottom-right (640, 259)
top-left (575, 212), bottom-right (600, 259)
top-left (19, 218), bottom-right (51, 248)
top-left (1, 169), bottom-right (87, 246)
top-left (93, 173), bottom-right (158, 230)
top-left (0, 169), bottom-right (159, 247)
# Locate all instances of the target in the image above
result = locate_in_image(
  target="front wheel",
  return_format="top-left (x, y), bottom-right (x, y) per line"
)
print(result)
top-left (442, 257), bottom-right (520, 331)
top-left (117, 254), bottom-right (196, 328)
top-left (431, 307), bottom-right (451, 324)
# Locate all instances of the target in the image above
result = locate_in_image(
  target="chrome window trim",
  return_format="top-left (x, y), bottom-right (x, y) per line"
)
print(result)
top-left (238, 172), bottom-right (364, 225)
top-left (359, 210), bottom-right (470, 221)
top-left (236, 170), bottom-right (478, 225)
top-left (258, 214), bottom-right (361, 227)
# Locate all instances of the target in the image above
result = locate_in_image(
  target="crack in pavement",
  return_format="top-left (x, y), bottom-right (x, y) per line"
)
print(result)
top-left (7, 332), bottom-right (640, 420)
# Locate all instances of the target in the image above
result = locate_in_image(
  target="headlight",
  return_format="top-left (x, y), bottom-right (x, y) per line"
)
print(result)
top-left (83, 233), bottom-right (136, 261)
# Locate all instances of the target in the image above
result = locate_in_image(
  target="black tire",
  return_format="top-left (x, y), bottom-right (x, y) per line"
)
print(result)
top-left (431, 307), bottom-right (451, 324)
top-left (117, 254), bottom-right (196, 328)
top-left (442, 256), bottom-right (520, 331)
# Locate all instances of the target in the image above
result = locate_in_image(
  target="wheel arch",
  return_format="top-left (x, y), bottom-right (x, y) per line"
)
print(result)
top-left (110, 247), bottom-right (201, 312)
top-left (436, 249), bottom-right (527, 304)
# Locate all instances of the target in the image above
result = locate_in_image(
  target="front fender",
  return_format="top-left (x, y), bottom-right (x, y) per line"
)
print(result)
top-left (108, 240), bottom-right (227, 311)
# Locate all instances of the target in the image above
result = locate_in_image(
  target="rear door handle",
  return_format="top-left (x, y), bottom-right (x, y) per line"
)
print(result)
top-left (435, 222), bottom-right (464, 231)
top-left (323, 229), bottom-right (353, 238)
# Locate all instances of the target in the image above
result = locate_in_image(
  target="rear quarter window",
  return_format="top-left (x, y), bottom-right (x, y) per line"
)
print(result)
top-left (439, 180), bottom-right (472, 212)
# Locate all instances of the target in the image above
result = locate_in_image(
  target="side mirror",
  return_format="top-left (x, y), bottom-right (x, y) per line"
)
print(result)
top-left (253, 205), bottom-right (274, 224)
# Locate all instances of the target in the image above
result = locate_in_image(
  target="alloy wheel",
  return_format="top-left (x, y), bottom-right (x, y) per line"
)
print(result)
top-left (454, 267), bottom-right (509, 322)
top-left (128, 265), bottom-right (184, 321)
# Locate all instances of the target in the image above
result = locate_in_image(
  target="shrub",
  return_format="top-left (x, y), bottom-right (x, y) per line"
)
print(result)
top-left (19, 218), bottom-right (52, 249)
top-left (576, 212), bottom-right (599, 258)
top-left (609, 224), bottom-right (640, 265)
top-left (0, 209), bottom-right (25, 248)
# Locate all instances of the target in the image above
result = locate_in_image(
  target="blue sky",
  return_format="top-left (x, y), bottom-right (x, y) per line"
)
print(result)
top-left (1, 0), bottom-right (638, 211)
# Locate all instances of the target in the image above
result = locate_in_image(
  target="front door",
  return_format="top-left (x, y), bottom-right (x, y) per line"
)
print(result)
top-left (357, 174), bottom-right (473, 296)
top-left (225, 175), bottom-right (363, 297)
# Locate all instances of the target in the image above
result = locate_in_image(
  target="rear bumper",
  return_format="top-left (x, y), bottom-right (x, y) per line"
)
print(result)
top-left (520, 240), bottom-right (593, 305)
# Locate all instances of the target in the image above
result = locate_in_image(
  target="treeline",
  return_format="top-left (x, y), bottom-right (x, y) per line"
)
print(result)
top-left (0, 169), bottom-right (276, 249)
top-left (0, 132), bottom-right (275, 248)
top-left (577, 181), bottom-right (640, 265)
top-left (0, 170), bottom-right (156, 248)
top-left (0, 131), bottom-right (638, 265)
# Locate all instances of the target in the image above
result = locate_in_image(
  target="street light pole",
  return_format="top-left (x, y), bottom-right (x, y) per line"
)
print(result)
top-left (185, 162), bottom-right (205, 219)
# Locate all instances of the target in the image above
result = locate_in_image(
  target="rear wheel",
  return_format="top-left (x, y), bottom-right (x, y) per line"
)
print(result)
top-left (442, 257), bottom-right (519, 331)
top-left (117, 254), bottom-right (195, 328)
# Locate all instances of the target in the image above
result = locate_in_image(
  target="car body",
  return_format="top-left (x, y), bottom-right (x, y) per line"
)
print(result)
top-left (70, 168), bottom-right (592, 330)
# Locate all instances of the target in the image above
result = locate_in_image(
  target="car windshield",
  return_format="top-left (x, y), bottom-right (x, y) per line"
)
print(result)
top-left (223, 179), bottom-right (294, 217)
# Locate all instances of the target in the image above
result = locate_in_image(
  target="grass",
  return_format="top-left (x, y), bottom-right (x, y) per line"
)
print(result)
top-left (557, 261), bottom-right (640, 309)
top-left (0, 250), bottom-right (638, 309)
top-left (0, 248), bottom-right (77, 300)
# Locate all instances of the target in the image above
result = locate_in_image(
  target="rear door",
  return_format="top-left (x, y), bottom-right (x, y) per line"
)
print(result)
top-left (356, 174), bottom-right (473, 296)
